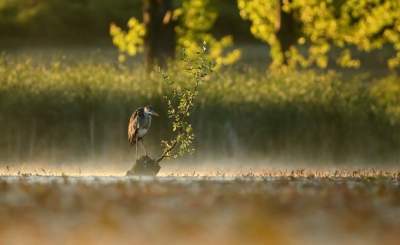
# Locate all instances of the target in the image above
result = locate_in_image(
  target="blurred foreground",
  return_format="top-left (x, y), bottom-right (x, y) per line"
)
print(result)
top-left (0, 170), bottom-right (399, 245)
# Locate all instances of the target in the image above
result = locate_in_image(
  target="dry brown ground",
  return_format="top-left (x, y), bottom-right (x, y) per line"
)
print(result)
top-left (0, 169), bottom-right (399, 245)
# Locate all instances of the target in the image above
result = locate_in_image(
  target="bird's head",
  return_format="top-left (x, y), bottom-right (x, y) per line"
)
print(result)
top-left (144, 105), bottom-right (159, 117)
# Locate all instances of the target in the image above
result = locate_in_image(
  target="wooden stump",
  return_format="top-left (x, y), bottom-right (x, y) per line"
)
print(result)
top-left (126, 155), bottom-right (161, 176)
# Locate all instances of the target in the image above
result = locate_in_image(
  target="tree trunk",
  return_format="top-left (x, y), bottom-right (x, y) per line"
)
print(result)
top-left (143, 0), bottom-right (176, 70)
top-left (276, 0), bottom-right (297, 65)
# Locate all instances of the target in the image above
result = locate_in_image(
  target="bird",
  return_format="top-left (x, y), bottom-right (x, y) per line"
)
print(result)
top-left (128, 105), bottom-right (159, 160)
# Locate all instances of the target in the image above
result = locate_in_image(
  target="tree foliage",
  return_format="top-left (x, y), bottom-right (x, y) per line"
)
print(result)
top-left (110, 18), bottom-right (146, 62)
top-left (238, 0), bottom-right (400, 69)
top-left (110, 0), bottom-right (240, 68)
top-left (175, 0), bottom-right (241, 68)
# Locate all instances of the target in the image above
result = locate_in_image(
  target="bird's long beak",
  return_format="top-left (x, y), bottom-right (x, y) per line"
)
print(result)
top-left (151, 111), bottom-right (159, 117)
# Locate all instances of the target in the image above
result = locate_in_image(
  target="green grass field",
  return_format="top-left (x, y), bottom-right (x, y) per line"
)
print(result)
top-left (0, 49), bottom-right (400, 165)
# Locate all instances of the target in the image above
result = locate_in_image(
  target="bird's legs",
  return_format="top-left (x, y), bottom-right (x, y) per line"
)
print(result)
top-left (140, 139), bottom-right (148, 156)
top-left (135, 137), bottom-right (138, 162)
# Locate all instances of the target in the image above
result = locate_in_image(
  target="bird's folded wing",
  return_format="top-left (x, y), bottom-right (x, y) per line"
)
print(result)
top-left (128, 110), bottom-right (139, 145)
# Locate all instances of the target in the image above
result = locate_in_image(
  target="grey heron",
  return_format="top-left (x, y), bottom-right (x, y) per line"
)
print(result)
top-left (128, 105), bottom-right (159, 160)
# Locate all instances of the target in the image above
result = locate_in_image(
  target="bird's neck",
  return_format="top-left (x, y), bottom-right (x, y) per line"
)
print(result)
top-left (144, 113), bottom-right (152, 123)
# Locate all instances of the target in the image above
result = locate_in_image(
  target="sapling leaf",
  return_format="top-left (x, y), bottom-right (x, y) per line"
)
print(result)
top-left (158, 44), bottom-right (214, 161)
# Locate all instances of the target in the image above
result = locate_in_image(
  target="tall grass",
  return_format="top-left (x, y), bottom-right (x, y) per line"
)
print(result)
top-left (0, 54), bottom-right (399, 164)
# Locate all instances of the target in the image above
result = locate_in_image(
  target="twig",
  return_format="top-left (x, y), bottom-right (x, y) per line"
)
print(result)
top-left (157, 141), bottom-right (178, 163)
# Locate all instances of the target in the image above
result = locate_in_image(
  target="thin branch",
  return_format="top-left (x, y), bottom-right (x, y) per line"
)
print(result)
top-left (157, 140), bottom-right (178, 163)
